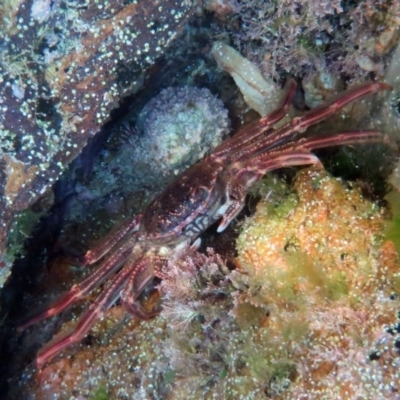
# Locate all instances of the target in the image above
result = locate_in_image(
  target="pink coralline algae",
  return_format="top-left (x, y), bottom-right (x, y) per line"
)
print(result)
top-left (227, 0), bottom-right (400, 80)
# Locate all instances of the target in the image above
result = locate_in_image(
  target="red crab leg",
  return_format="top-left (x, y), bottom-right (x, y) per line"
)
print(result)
top-left (17, 239), bottom-right (137, 331)
top-left (294, 131), bottom-right (391, 151)
top-left (80, 214), bottom-right (141, 265)
top-left (120, 257), bottom-right (159, 320)
top-left (211, 80), bottom-right (297, 159)
top-left (238, 131), bottom-right (387, 178)
top-left (236, 82), bottom-right (392, 163)
top-left (36, 259), bottom-right (141, 369)
top-left (217, 152), bottom-right (320, 232)
top-left (218, 130), bottom-right (389, 233)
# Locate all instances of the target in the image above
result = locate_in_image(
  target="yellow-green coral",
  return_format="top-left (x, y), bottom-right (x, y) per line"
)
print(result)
top-left (237, 168), bottom-right (390, 301)
top-left (385, 190), bottom-right (400, 255)
top-left (235, 167), bottom-right (400, 398)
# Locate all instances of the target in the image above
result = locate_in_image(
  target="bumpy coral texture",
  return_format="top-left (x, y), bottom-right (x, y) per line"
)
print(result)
top-left (135, 86), bottom-right (230, 176)
top-left (235, 167), bottom-right (400, 398)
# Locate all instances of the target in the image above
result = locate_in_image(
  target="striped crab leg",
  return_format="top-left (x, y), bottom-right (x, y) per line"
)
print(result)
top-left (80, 214), bottom-right (141, 265)
top-left (35, 257), bottom-right (148, 369)
top-left (17, 236), bottom-right (138, 331)
top-left (211, 80), bottom-right (297, 159)
top-left (234, 82), bottom-right (392, 162)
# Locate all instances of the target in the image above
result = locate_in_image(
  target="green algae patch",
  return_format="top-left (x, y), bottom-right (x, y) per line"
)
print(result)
top-left (385, 190), bottom-right (400, 255)
top-left (6, 208), bottom-right (44, 260)
top-left (90, 386), bottom-right (108, 400)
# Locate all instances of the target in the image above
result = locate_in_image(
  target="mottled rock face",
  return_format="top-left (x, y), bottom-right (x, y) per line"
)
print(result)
top-left (0, 1), bottom-right (195, 260)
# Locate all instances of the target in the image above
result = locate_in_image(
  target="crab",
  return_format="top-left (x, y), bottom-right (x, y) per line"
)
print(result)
top-left (18, 80), bottom-right (392, 369)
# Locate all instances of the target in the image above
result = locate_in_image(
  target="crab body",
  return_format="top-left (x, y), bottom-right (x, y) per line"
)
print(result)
top-left (18, 81), bottom-right (392, 369)
top-left (141, 160), bottom-right (224, 244)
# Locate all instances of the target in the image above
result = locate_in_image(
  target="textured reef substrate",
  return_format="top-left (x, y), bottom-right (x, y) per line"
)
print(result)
top-left (1, 1), bottom-right (400, 399)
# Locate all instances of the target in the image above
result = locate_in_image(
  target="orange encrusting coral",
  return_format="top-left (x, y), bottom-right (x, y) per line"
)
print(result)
top-left (238, 168), bottom-right (394, 299)
top-left (235, 167), bottom-right (400, 398)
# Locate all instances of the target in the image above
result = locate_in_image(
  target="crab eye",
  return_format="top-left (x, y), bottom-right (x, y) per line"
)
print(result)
top-left (191, 186), bottom-right (208, 204)
top-left (194, 186), bottom-right (207, 196)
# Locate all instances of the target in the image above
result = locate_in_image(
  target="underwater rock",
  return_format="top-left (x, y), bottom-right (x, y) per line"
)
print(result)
top-left (388, 161), bottom-right (400, 193)
top-left (237, 168), bottom-right (391, 301)
top-left (14, 169), bottom-right (399, 398)
top-left (203, 0), bottom-right (233, 16)
top-left (0, 0), bottom-right (196, 277)
top-left (385, 163), bottom-right (400, 255)
top-left (374, 12), bottom-right (400, 56)
top-left (16, 307), bottom-right (171, 399)
top-left (380, 40), bottom-right (400, 139)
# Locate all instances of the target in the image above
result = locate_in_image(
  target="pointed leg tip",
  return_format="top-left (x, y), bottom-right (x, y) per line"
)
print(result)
top-left (379, 82), bottom-right (393, 91)
top-left (36, 355), bottom-right (46, 372)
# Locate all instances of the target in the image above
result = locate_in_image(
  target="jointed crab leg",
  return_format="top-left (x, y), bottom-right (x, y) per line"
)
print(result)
top-left (217, 130), bottom-right (388, 233)
top-left (212, 80), bottom-right (297, 158)
top-left (80, 214), bottom-right (141, 265)
top-left (17, 239), bottom-right (138, 331)
top-left (234, 82), bottom-right (391, 163)
top-left (120, 256), bottom-right (160, 320)
top-left (249, 130), bottom-right (387, 162)
top-left (216, 151), bottom-right (320, 232)
top-left (287, 82), bottom-right (391, 133)
top-left (295, 131), bottom-right (389, 151)
top-left (236, 131), bottom-right (386, 182)
top-left (36, 260), bottom-right (141, 369)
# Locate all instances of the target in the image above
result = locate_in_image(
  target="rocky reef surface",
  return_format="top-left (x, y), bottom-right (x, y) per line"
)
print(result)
top-left (0, 0), bottom-right (196, 284)
top-left (1, 1), bottom-right (400, 399)
top-left (7, 169), bottom-right (400, 399)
